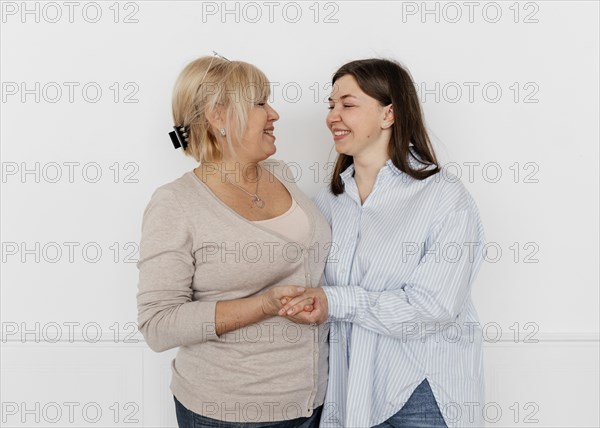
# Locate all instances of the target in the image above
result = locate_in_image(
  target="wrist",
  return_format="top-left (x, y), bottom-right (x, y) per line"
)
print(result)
top-left (257, 294), bottom-right (272, 318)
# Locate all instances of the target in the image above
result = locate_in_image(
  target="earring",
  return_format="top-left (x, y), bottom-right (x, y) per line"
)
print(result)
top-left (219, 128), bottom-right (226, 137)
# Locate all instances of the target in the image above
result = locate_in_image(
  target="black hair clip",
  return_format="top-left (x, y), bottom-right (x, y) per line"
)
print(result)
top-left (169, 125), bottom-right (189, 149)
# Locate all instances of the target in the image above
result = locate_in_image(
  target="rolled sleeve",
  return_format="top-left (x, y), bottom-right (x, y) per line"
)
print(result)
top-left (323, 285), bottom-right (367, 322)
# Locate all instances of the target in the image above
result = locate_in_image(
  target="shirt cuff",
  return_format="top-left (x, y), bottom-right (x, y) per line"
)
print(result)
top-left (323, 286), bottom-right (363, 322)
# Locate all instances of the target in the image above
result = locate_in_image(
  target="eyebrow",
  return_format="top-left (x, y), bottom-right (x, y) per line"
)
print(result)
top-left (328, 94), bottom-right (358, 102)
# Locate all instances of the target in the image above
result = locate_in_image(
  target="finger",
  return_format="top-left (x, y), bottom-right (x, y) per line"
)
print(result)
top-left (303, 304), bottom-right (314, 312)
top-left (306, 306), bottom-right (322, 324)
top-left (294, 306), bottom-right (322, 324)
top-left (313, 297), bottom-right (325, 316)
top-left (279, 297), bottom-right (313, 316)
top-left (287, 298), bottom-right (314, 316)
top-left (280, 297), bottom-right (289, 305)
top-left (286, 311), bottom-right (314, 325)
top-left (273, 286), bottom-right (304, 302)
top-left (280, 295), bottom-right (308, 313)
top-left (311, 298), bottom-right (328, 324)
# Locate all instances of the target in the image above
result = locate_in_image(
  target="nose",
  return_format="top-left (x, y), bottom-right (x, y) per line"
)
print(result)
top-left (327, 105), bottom-right (340, 128)
top-left (266, 103), bottom-right (279, 122)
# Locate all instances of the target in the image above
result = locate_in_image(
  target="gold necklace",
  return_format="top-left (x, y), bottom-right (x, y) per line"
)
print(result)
top-left (207, 163), bottom-right (265, 209)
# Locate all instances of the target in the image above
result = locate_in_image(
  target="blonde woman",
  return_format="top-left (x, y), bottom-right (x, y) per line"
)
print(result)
top-left (136, 54), bottom-right (330, 428)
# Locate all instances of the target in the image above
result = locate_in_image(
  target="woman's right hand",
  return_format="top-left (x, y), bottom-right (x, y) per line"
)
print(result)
top-left (261, 286), bottom-right (311, 316)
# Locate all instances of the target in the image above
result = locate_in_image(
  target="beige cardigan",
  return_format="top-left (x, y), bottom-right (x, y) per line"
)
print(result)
top-left (136, 159), bottom-right (331, 423)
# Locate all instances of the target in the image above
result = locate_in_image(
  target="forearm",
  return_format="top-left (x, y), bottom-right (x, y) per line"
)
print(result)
top-left (214, 295), bottom-right (269, 336)
top-left (215, 285), bottom-right (308, 335)
top-left (137, 297), bottom-right (218, 352)
top-left (324, 285), bottom-right (460, 338)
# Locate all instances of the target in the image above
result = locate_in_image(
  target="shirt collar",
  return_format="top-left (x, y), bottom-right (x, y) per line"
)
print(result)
top-left (340, 158), bottom-right (402, 186)
top-left (339, 146), bottom-right (432, 187)
top-left (385, 158), bottom-right (403, 176)
top-left (340, 163), bottom-right (355, 184)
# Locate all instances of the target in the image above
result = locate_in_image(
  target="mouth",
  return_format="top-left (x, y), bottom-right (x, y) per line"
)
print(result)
top-left (263, 128), bottom-right (274, 136)
top-left (332, 129), bottom-right (350, 140)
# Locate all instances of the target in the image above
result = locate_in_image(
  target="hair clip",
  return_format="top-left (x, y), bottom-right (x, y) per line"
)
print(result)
top-left (212, 50), bottom-right (230, 62)
top-left (196, 51), bottom-right (232, 94)
top-left (169, 125), bottom-right (189, 149)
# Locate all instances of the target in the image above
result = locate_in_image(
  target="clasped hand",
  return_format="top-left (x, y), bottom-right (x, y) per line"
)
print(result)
top-left (262, 286), bottom-right (328, 325)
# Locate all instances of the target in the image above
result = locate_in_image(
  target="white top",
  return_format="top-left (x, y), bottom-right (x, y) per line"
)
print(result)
top-left (314, 158), bottom-right (486, 428)
top-left (253, 197), bottom-right (311, 245)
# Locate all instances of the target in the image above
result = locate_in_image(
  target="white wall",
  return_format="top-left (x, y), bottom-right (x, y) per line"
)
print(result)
top-left (1, 1), bottom-right (598, 426)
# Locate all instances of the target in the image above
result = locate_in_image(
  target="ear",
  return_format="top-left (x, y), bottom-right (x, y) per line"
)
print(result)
top-left (381, 104), bottom-right (394, 129)
top-left (204, 104), bottom-right (225, 130)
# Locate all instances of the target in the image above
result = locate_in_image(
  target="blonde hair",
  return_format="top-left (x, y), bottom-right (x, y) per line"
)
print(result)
top-left (171, 56), bottom-right (271, 162)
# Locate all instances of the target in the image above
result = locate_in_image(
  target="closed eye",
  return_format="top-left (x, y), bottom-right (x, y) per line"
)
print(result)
top-left (328, 104), bottom-right (356, 110)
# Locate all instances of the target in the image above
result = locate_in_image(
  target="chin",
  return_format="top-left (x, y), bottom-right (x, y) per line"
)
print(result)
top-left (334, 142), bottom-right (352, 156)
top-left (262, 146), bottom-right (276, 159)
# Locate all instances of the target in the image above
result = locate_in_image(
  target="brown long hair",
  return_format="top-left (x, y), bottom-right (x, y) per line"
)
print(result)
top-left (330, 58), bottom-right (440, 195)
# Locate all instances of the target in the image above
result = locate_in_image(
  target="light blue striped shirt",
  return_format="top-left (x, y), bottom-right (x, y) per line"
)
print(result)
top-left (314, 158), bottom-right (486, 428)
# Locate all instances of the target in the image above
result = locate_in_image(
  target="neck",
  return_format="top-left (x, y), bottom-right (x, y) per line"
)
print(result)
top-left (352, 151), bottom-right (389, 186)
top-left (349, 144), bottom-right (390, 205)
top-left (201, 159), bottom-right (260, 185)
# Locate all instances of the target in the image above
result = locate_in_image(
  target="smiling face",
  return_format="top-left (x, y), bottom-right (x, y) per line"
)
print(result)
top-left (327, 74), bottom-right (393, 160)
top-left (238, 99), bottom-right (280, 162)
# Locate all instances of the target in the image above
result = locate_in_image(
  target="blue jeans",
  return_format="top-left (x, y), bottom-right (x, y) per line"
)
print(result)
top-left (372, 379), bottom-right (448, 428)
top-left (174, 396), bottom-right (322, 428)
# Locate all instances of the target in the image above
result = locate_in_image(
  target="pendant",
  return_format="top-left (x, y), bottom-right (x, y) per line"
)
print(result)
top-left (252, 196), bottom-right (265, 208)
